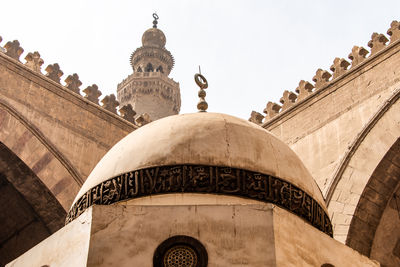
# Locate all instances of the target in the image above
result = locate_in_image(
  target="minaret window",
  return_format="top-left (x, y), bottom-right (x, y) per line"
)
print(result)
top-left (146, 63), bottom-right (154, 72)
top-left (137, 66), bottom-right (143, 72)
top-left (156, 66), bottom-right (164, 73)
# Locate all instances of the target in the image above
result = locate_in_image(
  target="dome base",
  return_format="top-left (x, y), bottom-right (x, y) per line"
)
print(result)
top-left (66, 164), bottom-right (332, 236)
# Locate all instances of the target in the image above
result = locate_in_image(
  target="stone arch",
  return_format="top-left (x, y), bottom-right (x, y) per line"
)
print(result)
top-left (345, 139), bottom-right (400, 264)
top-left (325, 89), bottom-right (400, 243)
top-left (0, 142), bottom-right (66, 265)
top-left (0, 100), bottom-right (82, 210)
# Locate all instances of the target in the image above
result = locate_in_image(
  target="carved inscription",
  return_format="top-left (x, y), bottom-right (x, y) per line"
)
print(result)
top-left (66, 165), bottom-right (333, 236)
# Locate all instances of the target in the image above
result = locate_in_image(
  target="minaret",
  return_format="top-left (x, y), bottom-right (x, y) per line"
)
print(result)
top-left (117, 14), bottom-right (180, 121)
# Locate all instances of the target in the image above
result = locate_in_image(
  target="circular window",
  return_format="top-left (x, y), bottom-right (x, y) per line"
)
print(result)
top-left (154, 235), bottom-right (207, 267)
top-left (164, 245), bottom-right (197, 266)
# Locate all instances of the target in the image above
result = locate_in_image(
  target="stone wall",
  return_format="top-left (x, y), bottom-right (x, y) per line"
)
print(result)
top-left (249, 20), bottom-right (400, 250)
top-left (0, 44), bottom-right (137, 209)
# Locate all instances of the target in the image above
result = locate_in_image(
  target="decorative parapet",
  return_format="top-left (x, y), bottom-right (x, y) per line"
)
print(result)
top-left (280, 90), bottom-right (297, 111)
top-left (45, 63), bottom-right (63, 84)
top-left (135, 113), bottom-right (152, 126)
top-left (64, 73), bottom-right (82, 94)
top-left (388, 20), bottom-right (400, 44)
top-left (0, 36), bottom-right (5, 53)
top-left (101, 94), bottom-right (119, 114)
top-left (248, 111), bottom-right (264, 125)
top-left (313, 69), bottom-right (332, 90)
top-left (0, 35), bottom-right (138, 125)
top-left (263, 102), bottom-right (281, 120)
top-left (119, 104), bottom-right (136, 124)
top-left (251, 20), bottom-right (399, 122)
top-left (295, 80), bottom-right (314, 102)
top-left (330, 58), bottom-right (350, 79)
top-left (4, 40), bottom-right (24, 61)
top-left (348, 46), bottom-right (369, 68)
top-left (368, 33), bottom-right (389, 55)
top-left (24, 52), bottom-right (44, 73)
top-left (83, 84), bottom-right (102, 104)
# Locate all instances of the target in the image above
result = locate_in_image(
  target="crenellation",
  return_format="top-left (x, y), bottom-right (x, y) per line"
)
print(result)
top-left (135, 113), bottom-right (152, 126)
top-left (280, 90), bottom-right (297, 111)
top-left (64, 73), bottom-right (82, 94)
top-left (295, 80), bottom-right (314, 102)
top-left (252, 21), bottom-right (400, 125)
top-left (387, 20), bottom-right (400, 44)
top-left (368, 33), bottom-right (389, 55)
top-left (24, 51), bottom-right (44, 73)
top-left (101, 94), bottom-right (119, 114)
top-left (348, 46), bottom-right (369, 68)
top-left (45, 63), bottom-right (63, 84)
top-left (330, 58), bottom-right (350, 79)
top-left (313, 69), bottom-right (332, 89)
top-left (0, 36), bottom-right (5, 53)
top-left (248, 111), bottom-right (264, 125)
top-left (119, 104), bottom-right (136, 124)
top-left (83, 84), bottom-right (102, 104)
top-left (263, 102), bottom-right (281, 120)
top-left (4, 40), bottom-right (24, 61)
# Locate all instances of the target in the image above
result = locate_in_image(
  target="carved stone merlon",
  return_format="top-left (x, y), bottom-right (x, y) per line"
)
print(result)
top-left (45, 63), bottom-right (63, 84)
top-left (330, 57), bottom-right (350, 79)
top-left (279, 90), bottom-right (297, 111)
top-left (135, 113), bottom-right (152, 126)
top-left (101, 94), bottom-right (119, 114)
top-left (0, 36), bottom-right (5, 53)
top-left (263, 102), bottom-right (281, 120)
top-left (368, 33), bottom-right (389, 55)
top-left (64, 73), bottom-right (82, 94)
top-left (83, 84), bottom-right (102, 104)
top-left (248, 111), bottom-right (264, 125)
top-left (24, 51), bottom-right (44, 73)
top-left (4, 40), bottom-right (24, 61)
top-left (119, 104), bottom-right (136, 124)
top-left (312, 69), bottom-right (332, 89)
top-left (348, 46), bottom-right (369, 68)
top-left (295, 80), bottom-right (314, 102)
top-left (387, 20), bottom-right (400, 44)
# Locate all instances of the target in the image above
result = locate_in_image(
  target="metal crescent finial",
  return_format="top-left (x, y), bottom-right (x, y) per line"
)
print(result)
top-left (195, 72), bottom-right (208, 112)
top-left (152, 13), bottom-right (159, 28)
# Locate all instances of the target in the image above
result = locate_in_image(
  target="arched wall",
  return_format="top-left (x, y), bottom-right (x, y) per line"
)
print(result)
top-left (0, 142), bottom-right (66, 265)
top-left (345, 139), bottom-right (400, 262)
top-left (326, 89), bottom-right (400, 243)
top-left (0, 101), bottom-right (81, 209)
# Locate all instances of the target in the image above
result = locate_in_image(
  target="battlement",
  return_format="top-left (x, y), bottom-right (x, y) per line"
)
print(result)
top-left (249, 20), bottom-right (400, 125)
top-left (0, 36), bottom-right (153, 127)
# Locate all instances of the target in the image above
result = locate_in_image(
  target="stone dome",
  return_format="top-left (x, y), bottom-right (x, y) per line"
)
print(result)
top-left (142, 27), bottom-right (166, 48)
top-left (68, 113), bottom-right (332, 235)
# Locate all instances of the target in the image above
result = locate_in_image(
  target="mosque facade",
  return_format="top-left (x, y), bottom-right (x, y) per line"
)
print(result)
top-left (0, 15), bottom-right (399, 267)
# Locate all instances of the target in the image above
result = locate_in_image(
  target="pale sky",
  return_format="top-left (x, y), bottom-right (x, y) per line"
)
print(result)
top-left (1, 1), bottom-right (399, 119)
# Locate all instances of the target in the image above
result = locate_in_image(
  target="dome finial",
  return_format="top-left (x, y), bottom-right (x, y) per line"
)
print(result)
top-left (195, 67), bottom-right (208, 112)
top-left (152, 13), bottom-right (159, 28)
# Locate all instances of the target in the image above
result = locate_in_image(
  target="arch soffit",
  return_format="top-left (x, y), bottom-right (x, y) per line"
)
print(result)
top-left (346, 139), bottom-right (400, 256)
top-left (0, 100), bottom-right (83, 209)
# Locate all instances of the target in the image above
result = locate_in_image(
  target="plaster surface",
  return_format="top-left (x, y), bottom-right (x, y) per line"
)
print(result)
top-left (8, 203), bottom-right (380, 267)
top-left (7, 209), bottom-right (92, 267)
